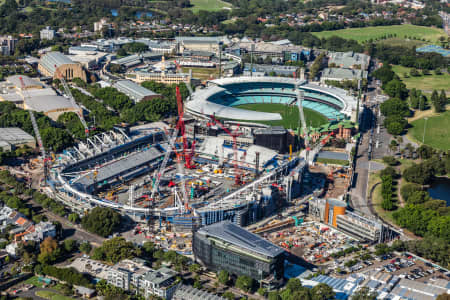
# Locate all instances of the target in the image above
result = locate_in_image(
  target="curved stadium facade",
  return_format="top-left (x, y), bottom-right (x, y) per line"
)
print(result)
top-left (185, 77), bottom-right (358, 122)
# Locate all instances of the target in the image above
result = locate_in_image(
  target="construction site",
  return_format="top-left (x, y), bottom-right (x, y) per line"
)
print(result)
top-left (12, 71), bottom-right (362, 260)
top-left (46, 85), bottom-right (311, 236)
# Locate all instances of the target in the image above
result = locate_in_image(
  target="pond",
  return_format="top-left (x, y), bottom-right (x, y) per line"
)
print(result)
top-left (428, 177), bottom-right (450, 205)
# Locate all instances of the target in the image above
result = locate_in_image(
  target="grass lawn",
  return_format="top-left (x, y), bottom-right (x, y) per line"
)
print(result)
top-left (181, 67), bottom-right (218, 80)
top-left (391, 65), bottom-right (450, 92)
top-left (377, 37), bottom-right (427, 48)
top-left (408, 111), bottom-right (450, 150)
top-left (233, 103), bottom-right (328, 129)
top-left (312, 25), bottom-right (446, 44)
top-left (24, 276), bottom-right (44, 288)
top-left (316, 157), bottom-right (349, 166)
top-left (189, 0), bottom-right (232, 12)
top-left (35, 291), bottom-right (76, 300)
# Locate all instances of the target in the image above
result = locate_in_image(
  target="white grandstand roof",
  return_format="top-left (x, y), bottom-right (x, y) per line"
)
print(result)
top-left (186, 85), bottom-right (282, 121)
top-left (74, 144), bottom-right (166, 187)
top-left (185, 76), bottom-right (357, 120)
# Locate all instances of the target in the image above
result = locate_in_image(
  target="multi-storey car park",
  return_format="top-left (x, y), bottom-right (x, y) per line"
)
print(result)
top-left (48, 77), bottom-right (358, 232)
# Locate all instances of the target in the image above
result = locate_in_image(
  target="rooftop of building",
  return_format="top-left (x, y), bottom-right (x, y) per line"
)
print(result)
top-left (111, 54), bottom-right (142, 65)
top-left (173, 284), bottom-right (225, 300)
top-left (322, 68), bottom-right (367, 80)
top-left (143, 267), bottom-right (178, 286)
top-left (328, 51), bottom-right (370, 68)
top-left (113, 80), bottom-right (160, 100)
top-left (176, 36), bottom-right (225, 43)
top-left (25, 95), bottom-right (76, 112)
top-left (253, 126), bottom-right (287, 135)
top-left (6, 75), bottom-right (44, 89)
top-left (197, 221), bottom-right (284, 258)
top-left (39, 52), bottom-right (76, 74)
top-left (0, 127), bottom-right (35, 144)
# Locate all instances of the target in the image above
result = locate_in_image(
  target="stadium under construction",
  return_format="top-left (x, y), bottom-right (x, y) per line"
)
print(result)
top-left (48, 77), bottom-right (358, 231)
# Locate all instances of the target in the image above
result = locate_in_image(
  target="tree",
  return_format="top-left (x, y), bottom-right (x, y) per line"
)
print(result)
top-left (38, 237), bottom-right (60, 264)
top-left (91, 237), bottom-right (140, 264)
top-left (382, 156), bottom-right (399, 166)
top-left (235, 275), bottom-right (253, 292)
top-left (81, 207), bottom-right (121, 237)
top-left (310, 283), bottom-right (335, 300)
top-left (218, 270), bottom-right (229, 285)
top-left (286, 278), bottom-right (303, 292)
top-left (351, 287), bottom-right (378, 300)
top-left (380, 98), bottom-right (409, 117)
top-left (223, 291), bottom-right (235, 300)
top-left (68, 213), bottom-right (80, 224)
top-left (64, 239), bottom-right (78, 253)
top-left (189, 263), bottom-right (201, 274)
top-left (257, 287), bottom-right (267, 297)
top-left (79, 242), bottom-right (92, 254)
top-left (383, 79), bottom-right (408, 100)
top-left (403, 163), bottom-right (433, 185)
top-left (417, 145), bottom-right (433, 159)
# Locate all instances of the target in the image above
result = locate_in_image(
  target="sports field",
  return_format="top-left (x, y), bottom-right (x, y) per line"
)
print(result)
top-left (392, 65), bottom-right (450, 92)
top-left (234, 103), bottom-right (328, 129)
top-left (408, 111), bottom-right (450, 150)
top-left (189, 0), bottom-right (232, 12)
top-left (312, 25), bottom-right (446, 44)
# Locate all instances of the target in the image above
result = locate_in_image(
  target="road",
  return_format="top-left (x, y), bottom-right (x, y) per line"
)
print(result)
top-left (349, 82), bottom-right (386, 218)
top-left (9, 163), bottom-right (105, 247)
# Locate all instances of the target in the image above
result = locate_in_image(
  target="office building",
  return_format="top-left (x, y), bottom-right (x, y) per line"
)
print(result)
top-left (38, 51), bottom-right (87, 81)
top-left (308, 198), bottom-right (388, 243)
top-left (193, 221), bottom-right (285, 288)
top-left (40, 26), bottom-right (55, 40)
top-left (113, 80), bottom-right (161, 103)
top-left (0, 36), bottom-right (18, 56)
top-left (130, 71), bottom-right (191, 84)
top-left (336, 211), bottom-right (385, 243)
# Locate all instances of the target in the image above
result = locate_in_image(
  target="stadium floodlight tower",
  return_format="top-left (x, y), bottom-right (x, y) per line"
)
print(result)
top-left (295, 79), bottom-right (310, 158)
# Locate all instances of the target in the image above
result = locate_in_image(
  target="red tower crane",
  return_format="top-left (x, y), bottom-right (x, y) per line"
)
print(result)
top-left (210, 116), bottom-right (243, 186)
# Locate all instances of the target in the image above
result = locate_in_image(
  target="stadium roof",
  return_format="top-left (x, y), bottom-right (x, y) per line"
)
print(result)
top-left (113, 80), bottom-right (160, 102)
top-left (74, 144), bottom-right (166, 188)
top-left (39, 52), bottom-right (75, 75)
top-left (6, 75), bottom-right (44, 89)
top-left (25, 95), bottom-right (76, 112)
top-left (186, 76), bottom-right (357, 120)
top-left (197, 221), bottom-right (284, 258)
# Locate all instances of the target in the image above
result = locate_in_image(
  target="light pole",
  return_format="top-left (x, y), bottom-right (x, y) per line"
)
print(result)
top-left (422, 117), bottom-right (428, 144)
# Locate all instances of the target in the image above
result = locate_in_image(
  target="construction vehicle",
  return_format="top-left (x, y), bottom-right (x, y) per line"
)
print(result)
top-left (54, 66), bottom-right (90, 137)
